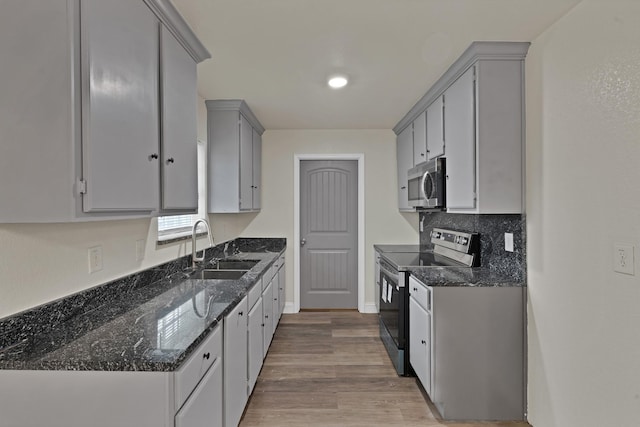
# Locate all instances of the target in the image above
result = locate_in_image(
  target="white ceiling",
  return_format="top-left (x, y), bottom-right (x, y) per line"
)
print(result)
top-left (173, 0), bottom-right (581, 130)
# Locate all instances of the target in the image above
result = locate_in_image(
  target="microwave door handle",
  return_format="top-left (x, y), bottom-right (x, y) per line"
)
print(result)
top-left (420, 172), bottom-right (429, 200)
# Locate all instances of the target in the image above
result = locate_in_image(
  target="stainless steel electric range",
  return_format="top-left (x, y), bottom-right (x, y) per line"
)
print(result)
top-left (377, 228), bottom-right (480, 376)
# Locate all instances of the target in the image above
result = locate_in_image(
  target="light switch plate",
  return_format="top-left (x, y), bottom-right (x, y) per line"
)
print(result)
top-left (504, 233), bottom-right (514, 252)
top-left (614, 243), bottom-right (634, 275)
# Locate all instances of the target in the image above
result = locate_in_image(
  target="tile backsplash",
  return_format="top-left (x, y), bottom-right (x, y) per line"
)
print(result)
top-left (419, 212), bottom-right (525, 282)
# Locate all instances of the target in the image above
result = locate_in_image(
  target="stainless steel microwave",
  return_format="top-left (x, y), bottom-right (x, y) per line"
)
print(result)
top-left (407, 158), bottom-right (446, 209)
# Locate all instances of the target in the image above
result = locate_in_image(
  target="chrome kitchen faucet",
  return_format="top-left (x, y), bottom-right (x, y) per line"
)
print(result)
top-left (192, 219), bottom-right (214, 269)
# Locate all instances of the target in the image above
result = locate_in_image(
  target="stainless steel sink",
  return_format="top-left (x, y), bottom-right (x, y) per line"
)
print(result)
top-left (200, 269), bottom-right (248, 280)
top-left (213, 259), bottom-right (260, 270)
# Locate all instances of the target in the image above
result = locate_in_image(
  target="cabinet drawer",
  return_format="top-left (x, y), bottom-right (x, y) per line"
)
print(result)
top-left (409, 276), bottom-right (431, 312)
top-left (174, 324), bottom-right (223, 410)
top-left (248, 277), bottom-right (262, 309)
top-left (263, 264), bottom-right (277, 291)
top-left (175, 357), bottom-right (223, 427)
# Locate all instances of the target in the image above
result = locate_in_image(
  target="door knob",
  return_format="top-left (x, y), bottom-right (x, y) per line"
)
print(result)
top-left (300, 238), bottom-right (307, 246)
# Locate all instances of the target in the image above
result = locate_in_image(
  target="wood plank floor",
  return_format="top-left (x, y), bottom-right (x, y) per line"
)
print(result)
top-left (240, 311), bottom-right (531, 427)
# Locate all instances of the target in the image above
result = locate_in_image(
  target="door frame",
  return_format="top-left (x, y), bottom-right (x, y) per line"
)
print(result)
top-left (293, 154), bottom-right (365, 313)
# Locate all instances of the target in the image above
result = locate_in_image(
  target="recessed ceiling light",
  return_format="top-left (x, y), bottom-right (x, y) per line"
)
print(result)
top-left (328, 75), bottom-right (348, 89)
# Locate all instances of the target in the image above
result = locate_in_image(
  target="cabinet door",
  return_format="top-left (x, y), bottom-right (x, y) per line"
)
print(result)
top-left (248, 298), bottom-right (264, 394)
top-left (175, 358), bottom-right (223, 427)
top-left (160, 26), bottom-right (198, 212)
top-left (396, 125), bottom-right (413, 211)
top-left (272, 270), bottom-right (279, 329)
top-left (80, 0), bottom-right (159, 212)
top-left (252, 129), bottom-right (262, 210)
top-left (224, 296), bottom-right (248, 427)
top-left (239, 114), bottom-right (254, 211)
top-left (413, 111), bottom-right (427, 165)
top-left (444, 67), bottom-right (476, 210)
top-left (262, 280), bottom-right (274, 357)
top-left (409, 297), bottom-right (431, 396)
top-left (426, 96), bottom-right (445, 160)
top-left (278, 263), bottom-right (286, 318)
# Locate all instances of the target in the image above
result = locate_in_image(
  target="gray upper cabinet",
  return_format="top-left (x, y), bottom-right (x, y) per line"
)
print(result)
top-left (393, 42), bottom-right (529, 214)
top-left (239, 115), bottom-right (254, 211)
top-left (206, 100), bottom-right (265, 213)
top-left (159, 25), bottom-right (198, 213)
top-left (80, 0), bottom-right (160, 213)
top-left (445, 59), bottom-right (526, 213)
top-left (252, 129), bottom-right (263, 210)
top-left (412, 111), bottom-right (427, 166)
top-left (0, 0), bottom-right (209, 223)
top-left (396, 125), bottom-right (414, 211)
top-left (444, 67), bottom-right (476, 210)
top-left (426, 96), bottom-right (445, 160)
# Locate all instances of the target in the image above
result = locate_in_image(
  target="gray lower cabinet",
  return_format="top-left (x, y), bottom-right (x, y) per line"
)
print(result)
top-left (0, 323), bottom-right (223, 427)
top-left (408, 276), bottom-right (525, 421)
top-left (408, 278), bottom-right (432, 397)
top-left (247, 293), bottom-right (264, 394)
top-left (0, 0), bottom-right (208, 222)
top-left (175, 358), bottom-right (223, 427)
top-left (175, 325), bottom-right (224, 427)
top-left (277, 258), bottom-right (286, 318)
top-left (206, 100), bottom-right (265, 213)
top-left (224, 296), bottom-right (248, 427)
top-left (262, 280), bottom-right (275, 356)
top-left (396, 125), bottom-right (414, 211)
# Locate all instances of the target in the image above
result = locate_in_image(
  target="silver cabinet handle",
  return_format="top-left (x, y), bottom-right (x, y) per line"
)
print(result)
top-left (300, 239), bottom-right (306, 246)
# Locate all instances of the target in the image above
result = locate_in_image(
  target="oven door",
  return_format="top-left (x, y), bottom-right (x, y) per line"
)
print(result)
top-left (378, 262), bottom-right (406, 349)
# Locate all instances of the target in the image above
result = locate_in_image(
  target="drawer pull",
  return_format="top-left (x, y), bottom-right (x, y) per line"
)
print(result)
top-left (413, 287), bottom-right (418, 292)
top-left (421, 340), bottom-right (426, 345)
top-left (239, 311), bottom-right (244, 317)
top-left (203, 352), bottom-right (210, 360)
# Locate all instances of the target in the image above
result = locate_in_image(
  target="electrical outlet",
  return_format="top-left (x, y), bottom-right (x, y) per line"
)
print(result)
top-left (504, 233), bottom-right (514, 252)
top-left (88, 246), bottom-right (103, 274)
top-left (614, 243), bottom-right (634, 275)
top-left (136, 239), bottom-right (145, 262)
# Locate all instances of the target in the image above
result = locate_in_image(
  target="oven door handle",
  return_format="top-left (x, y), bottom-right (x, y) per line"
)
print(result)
top-left (379, 263), bottom-right (400, 286)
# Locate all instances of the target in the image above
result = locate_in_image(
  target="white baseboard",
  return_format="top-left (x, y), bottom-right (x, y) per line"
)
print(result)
top-left (283, 302), bottom-right (297, 314)
top-left (361, 303), bottom-right (378, 314)
top-left (283, 302), bottom-right (377, 314)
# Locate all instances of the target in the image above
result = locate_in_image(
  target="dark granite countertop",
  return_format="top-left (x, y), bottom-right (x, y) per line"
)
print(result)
top-left (0, 238), bottom-right (286, 372)
top-left (375, 243), bottom-right (523, 287)
top-left (407, 266), bottom-right (523, 287)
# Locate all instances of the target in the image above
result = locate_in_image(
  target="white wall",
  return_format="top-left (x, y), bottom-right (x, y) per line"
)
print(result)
top-left (0, 97), bottom-right (247, 319)
top-left (240, 129), bottom-right (419, 310)
top-left (526, 1), bottom-right (640, 425)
